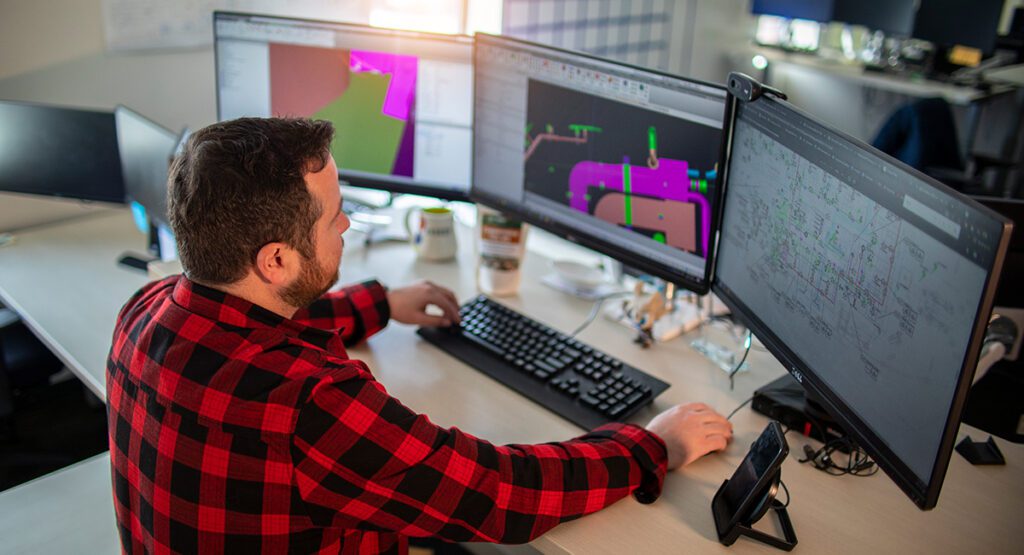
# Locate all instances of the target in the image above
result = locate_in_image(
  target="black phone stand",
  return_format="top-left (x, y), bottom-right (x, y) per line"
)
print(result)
top-left (712, 470), bottom-right (797, 551)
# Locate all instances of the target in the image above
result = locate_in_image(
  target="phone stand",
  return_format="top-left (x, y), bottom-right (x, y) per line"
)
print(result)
top-left (711, 470), bottom-right (798, 551)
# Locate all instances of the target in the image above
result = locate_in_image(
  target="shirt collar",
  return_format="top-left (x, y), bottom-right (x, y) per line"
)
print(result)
top-left (170, 276), bottom-right (341, 351)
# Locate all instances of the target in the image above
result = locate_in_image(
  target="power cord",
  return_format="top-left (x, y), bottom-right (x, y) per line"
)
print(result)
top-left (797, 437), bottom-right (878, 477)
top-left (726, 330), bottom-right (753, 391)
top-left (726, 396), bottom-right (753, 421)
top-left (569, 291), bottom-right (633, 338)
top-left (775, 479), bottom-right (791, 509)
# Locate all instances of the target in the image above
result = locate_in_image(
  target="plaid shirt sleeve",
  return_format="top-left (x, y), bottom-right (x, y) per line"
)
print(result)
top-left (292, 279), bottom-right (390, 345)
top-left (290, 362), bottom-right (668, 544)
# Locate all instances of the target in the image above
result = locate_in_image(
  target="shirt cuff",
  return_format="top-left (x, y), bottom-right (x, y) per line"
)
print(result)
top-left (344, 279), bottom-right (391, 339)
top-left (587, 423), bottom-right (668, 504)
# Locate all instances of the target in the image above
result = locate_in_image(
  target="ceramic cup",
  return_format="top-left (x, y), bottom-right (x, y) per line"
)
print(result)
top-left (405, 206), bottom-right (457, 261)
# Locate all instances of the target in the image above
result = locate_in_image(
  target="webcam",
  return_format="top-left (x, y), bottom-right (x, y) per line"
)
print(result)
top-left (727, 72), bottom-right (788, 103)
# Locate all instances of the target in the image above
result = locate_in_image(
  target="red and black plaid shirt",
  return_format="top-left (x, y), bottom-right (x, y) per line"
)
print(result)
top-left (107, 275), bottom-right (667, 554)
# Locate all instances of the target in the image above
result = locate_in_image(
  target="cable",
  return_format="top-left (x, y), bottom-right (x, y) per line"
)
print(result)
top-left (568, 291), bottom-right (634, 338)
top-left (798, 436), bottom-right (877, 477)
top-left (726, 396), bottom-right (753, 421)
top-left (775, 479), bottom-right (791, 509)
top-left (726, 330), bottom-right (753, 391)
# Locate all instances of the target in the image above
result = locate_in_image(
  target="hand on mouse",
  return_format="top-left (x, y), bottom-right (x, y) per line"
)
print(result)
top-left (646, 402), bottom-right (733, 469)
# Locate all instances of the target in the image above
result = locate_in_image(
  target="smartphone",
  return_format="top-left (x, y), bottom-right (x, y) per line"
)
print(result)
top-left (721, 421), bottom-right (789, 525)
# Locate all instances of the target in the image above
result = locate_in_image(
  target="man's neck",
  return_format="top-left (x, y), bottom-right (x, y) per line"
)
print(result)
top-left (201, 275), bottom-right (299, 320)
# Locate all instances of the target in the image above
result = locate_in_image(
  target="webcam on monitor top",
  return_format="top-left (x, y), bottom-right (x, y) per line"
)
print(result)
top-left (727, 72), bottom-right (788, 103)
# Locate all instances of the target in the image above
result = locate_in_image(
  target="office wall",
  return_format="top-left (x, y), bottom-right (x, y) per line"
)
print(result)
top-left (686, 0), bottom-right (753, 85)
top-left (0, 0), bottom-right (221, 230)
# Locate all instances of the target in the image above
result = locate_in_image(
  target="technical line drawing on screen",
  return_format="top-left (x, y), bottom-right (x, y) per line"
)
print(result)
top-left (724, 121), bottom-right (986, 391)
top-left (522, 80), bottom-right (719, 256)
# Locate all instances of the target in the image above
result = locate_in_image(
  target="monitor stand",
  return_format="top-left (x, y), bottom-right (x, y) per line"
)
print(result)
top-left (341, 189), bottom-right (409, 244)
top-left (752, 374), bottom-right (847, 446)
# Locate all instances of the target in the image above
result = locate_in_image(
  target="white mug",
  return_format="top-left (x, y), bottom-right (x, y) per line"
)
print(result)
top-left (404, 206), bottom-right (458, 261)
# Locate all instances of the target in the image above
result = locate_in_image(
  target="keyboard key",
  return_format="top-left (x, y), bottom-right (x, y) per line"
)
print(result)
top-left (543, 356), bottom-right (566, 370)
top-left (580, 394), bottom-right (601, 407)
top-left (535, 360), bottom-right (557, 374)
top-left (465, 333), bottom-right (505, 356)
top-left (624, 391), bottom-right (647, 407)
top-left (607, 403), bottom-right (628, 418)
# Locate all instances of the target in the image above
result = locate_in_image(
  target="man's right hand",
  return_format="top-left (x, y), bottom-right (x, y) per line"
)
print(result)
top-left (646, 403), bottom-right (733, 470)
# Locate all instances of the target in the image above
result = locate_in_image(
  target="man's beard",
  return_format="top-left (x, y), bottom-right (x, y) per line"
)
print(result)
top-left (280, 255), bottom-right (339, 309)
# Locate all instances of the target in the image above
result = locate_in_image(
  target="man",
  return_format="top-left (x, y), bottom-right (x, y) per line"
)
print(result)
top-left (107, 118), bottom-right (733, 554)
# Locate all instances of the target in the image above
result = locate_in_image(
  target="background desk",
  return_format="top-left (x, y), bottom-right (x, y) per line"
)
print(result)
top-left (0, 210), bottom-right (1021, 554)
top-left (740, 48), bottom-right (1021, 186)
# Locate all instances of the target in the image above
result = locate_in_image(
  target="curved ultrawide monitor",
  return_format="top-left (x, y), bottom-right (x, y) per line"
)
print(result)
top-left (713, 86), bottom-right (1012, 509)
top-left (470, 33), bottom-right (727, 293)
top-left (214, 12), bottom-right (473, 201)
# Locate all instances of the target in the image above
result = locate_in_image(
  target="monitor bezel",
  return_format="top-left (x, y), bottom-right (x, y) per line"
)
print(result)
top-left (469, 32), bottom-right (729, 294)
top-left (711, 91), bottom-right (1013, 510)
top-left (212, 11), bottom-right (473, 202)
top-left (0, 99), bottom-right (126, 205)
top-left (114, 104), bottom-right (178, 226)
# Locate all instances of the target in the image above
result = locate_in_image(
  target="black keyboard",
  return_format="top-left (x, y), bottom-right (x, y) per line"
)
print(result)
top-left (417, 295), bottom-right (670, 430)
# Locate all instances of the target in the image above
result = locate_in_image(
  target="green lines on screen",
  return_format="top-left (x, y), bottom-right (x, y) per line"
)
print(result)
top-left (623, 162), bottom-right (633, 226)
top-left (569, 124), bottom-right (602, 136)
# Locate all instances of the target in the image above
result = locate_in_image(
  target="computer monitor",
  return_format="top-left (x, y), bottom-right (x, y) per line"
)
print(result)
top-left (913, 0), bottom-right (1004, 54)
top-left (114, 105), bottom-right (178, 226)
top-left (750, 0), bottom-right (834, 22)
top-left (213, 11), bottom-right (473, 201)
top-left (832, 0), bottom-right (916, 36)
top-left (713, 78), bottom-right (1012, 510)
top-left (0, 100), bottom-right (124, 204)
top-left (970, 196), bottom-right (1024, 308)
top-left (471, 34), bottom-right (728, 293)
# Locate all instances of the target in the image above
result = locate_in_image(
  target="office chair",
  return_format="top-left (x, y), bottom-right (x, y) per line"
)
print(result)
top-left (872, 97), bottom-right (964, 175)
top-left (873, 96), bottom-right (1023, 194)
top-left (0, 307), bottom-right (64, 430)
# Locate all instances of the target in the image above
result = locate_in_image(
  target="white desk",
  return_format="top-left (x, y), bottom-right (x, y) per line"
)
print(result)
top-left (752, 48), bottom-right (1003, 106)
top-left (0, 210), bottom-right (1022, 554)
top-left (0, 452), bottom-right (119, 554)
top-left (0, 211), bottom-right (151, 401)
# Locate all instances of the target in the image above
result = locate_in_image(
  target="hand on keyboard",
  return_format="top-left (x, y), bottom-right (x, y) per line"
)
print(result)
top-left (386, 280), bottom-right (462, 327)
top-left (646, 403), bottom-right (733, 469)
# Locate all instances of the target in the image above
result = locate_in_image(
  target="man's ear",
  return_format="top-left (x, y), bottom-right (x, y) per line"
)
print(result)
top-left (252, 242), bottom-right (301, 285)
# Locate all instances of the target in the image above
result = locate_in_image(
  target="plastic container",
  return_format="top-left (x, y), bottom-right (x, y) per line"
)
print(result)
top-left (476, 206), bottom-right (527, 296)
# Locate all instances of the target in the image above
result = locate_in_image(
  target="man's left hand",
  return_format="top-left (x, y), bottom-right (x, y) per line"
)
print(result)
top-left (386, 280), bottom-right (462, 327)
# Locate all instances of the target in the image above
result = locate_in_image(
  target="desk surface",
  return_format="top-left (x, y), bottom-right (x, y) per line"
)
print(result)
top-left (0, 210), bottom-right (151, 400)
top-left (0, 210), bottom-right (1022, 554)
top-left (754, 48), bottom-right (1012, 106)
